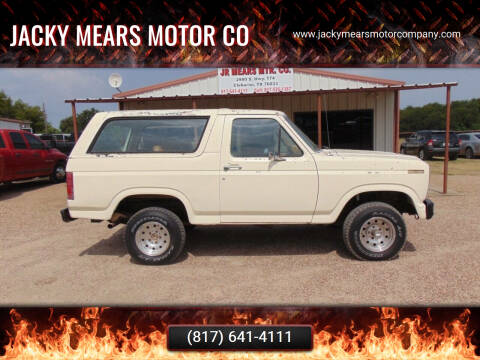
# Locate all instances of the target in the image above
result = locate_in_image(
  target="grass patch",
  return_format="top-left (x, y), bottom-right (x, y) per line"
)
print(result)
top-left (426, 158), bottom-right (480, 175)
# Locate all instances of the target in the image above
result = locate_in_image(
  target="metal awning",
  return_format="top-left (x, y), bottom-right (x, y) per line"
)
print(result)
top-left (65, 82), bottom-right (457, 104)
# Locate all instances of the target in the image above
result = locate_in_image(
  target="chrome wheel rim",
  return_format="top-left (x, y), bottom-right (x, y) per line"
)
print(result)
top-left (135, 221), bottom-right (171, 256)
top-left (359, 217), bottom-right (396, 252)
top-left (55, 166), bottom-right (65, 180)
top-left (466, 149), bottom-right (473, 159)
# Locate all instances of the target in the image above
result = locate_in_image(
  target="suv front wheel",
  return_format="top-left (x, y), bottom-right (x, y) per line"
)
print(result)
top-left (125, 207), bottom-right (186, 265)
top-left (343, 202), bottom-right (406, 261)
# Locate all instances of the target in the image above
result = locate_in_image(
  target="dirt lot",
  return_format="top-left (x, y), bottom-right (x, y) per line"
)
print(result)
top-left (0, 161), bottom-right (479, 306)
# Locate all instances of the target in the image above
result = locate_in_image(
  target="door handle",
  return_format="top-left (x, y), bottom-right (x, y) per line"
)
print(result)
top-left (224, 165), bottom-right (242, 171)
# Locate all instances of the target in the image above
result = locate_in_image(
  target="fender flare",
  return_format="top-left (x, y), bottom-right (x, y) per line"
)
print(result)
top-left (107, 187), bottom-right (195, 221)
top-left (330, 184), bottom-right (425, 222)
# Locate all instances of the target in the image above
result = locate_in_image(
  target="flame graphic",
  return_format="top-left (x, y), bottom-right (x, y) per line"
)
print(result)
top-left (0, 307), bottom-right (478, 359)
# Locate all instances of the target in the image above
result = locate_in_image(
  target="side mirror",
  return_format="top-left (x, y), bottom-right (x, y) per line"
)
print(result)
top-left (268, 152), bottom-right (286, 162)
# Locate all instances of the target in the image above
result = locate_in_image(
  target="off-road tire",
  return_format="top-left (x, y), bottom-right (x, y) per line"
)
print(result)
top-left (449, 153), bottom-right (458, 160)
top-left (125, 207), bottom-right (186, 265)
top-left (343, 202), bottom-right (406, 261)
top-left (50, 161), bottom-right (66, 183)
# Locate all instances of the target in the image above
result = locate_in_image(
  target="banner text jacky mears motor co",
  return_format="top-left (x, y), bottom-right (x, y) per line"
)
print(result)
top-left (8, 25), bottom-right (250, 47)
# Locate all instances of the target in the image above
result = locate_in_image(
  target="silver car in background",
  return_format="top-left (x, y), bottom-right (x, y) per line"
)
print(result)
top-left (458, 132), bottom-right (480, 159)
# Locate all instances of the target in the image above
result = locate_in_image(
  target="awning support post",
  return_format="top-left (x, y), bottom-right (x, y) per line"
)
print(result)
top-left (443, 86), bottom-right (451, 194)
top-left (71, 102), bottom-right (78, 141)
top-left (393, 90), bottom-right (400, 153)
top-left (317, 95), bottom-right (322, 147)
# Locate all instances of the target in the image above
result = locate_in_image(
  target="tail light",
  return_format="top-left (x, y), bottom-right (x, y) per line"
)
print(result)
top-left (66, 172), bottom-right (74, 200)
top-left (427, 140), bottom-right (433, 146)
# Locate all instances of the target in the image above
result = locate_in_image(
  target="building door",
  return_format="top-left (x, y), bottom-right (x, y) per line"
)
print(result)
top-left (294, 110), bottom-right (374, 150)
top-left (220, 115), bottom-right (318, 223)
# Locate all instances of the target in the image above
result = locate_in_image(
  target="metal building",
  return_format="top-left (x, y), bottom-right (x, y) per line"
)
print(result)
top-left (0, 117), bottom-right (32, 131)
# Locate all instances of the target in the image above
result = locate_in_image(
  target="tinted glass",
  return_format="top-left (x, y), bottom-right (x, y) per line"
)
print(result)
top-left (459, 134), bottom-right (469, 140)
top-left (231, 118), bottom-right (302, 157)
top-left (0, 134), bottom-right (4, 148)
top-left (90, 117), bottom-right (208, 153)
top-left (432, 133), bottom-right (458, 141)
top-left (9, 132), bottom-right (27, 149)
top-left (476, 135), bottom-right (480, 140)
top-left (24, 133), bottom-right (45, 149)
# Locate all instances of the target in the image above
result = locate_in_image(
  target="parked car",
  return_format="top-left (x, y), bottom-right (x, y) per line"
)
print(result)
top-left (0, 129), bottom-right (67, 184)
top-left (37, 133), bottom-right (75, 155)
top-left (400, 130), bottom-right (460, 160)
top-left (458, 132), bottom-right (480, 159)
top-left (61, 110), bottom-right (434, 264)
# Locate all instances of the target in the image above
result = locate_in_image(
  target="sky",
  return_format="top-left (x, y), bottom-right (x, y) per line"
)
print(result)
top-left (0, 67), bottom-right (479, 129)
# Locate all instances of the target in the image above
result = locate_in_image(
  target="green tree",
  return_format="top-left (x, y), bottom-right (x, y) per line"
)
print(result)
top-left (0, 91), bottom-right (58, 133)
top-left (400, 99), bottom-right (480, 132)
top-left (59, 108), bottom-right (99, 134)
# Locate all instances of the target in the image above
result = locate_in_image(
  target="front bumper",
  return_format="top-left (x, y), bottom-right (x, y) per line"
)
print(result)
top-left (60, 208), bottom-right (76, 222)
top-left (423, 199), bottom-right (434, 219)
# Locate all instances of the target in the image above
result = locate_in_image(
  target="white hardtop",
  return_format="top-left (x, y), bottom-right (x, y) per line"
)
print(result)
top-left (97, 109), bottom-right (285, 118)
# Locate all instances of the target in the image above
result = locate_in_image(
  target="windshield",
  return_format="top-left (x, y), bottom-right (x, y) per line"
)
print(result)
top-left (282, 114), bottom-right (320, 152)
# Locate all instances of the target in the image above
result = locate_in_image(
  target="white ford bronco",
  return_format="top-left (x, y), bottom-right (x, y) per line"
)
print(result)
top-left (61, 109), bottom-right (433, 264)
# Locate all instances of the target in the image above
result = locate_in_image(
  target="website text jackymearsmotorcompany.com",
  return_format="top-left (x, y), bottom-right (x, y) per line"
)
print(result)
top-left (293, 30), bottom-right (461, 41)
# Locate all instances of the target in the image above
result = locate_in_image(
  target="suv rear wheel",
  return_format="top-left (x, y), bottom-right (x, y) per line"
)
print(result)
top-left (465, 147), bottom-right (474, 159)
top-left (343, 202), bottom-right (406, 261)
top-left (418, 149), bottom-right (430, 160)
top-left (125, 207), bottom-right (186, 265)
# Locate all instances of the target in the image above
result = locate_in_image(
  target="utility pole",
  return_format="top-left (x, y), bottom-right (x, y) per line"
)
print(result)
top-left (42, 103), bottom-right (48, 134)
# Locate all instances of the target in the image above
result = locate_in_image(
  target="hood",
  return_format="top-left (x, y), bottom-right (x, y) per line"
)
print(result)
top-left (314, 149), bottom-right (428, 172)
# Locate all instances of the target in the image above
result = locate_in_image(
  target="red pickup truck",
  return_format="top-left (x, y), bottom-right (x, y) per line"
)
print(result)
top-left (0, 129), bottom-right (67, 184)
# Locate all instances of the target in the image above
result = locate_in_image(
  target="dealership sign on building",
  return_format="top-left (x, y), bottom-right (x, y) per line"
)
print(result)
top-left (218, 68), bottom-right (294, 94)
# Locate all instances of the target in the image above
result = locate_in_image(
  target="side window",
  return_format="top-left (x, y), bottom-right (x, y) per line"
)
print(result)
top-left (231, 118), bottom-right (302, 158)
top-left (459, 134), bottom-right (469, 141)
top-left (24, 133), bottom-right (45, 150)
top-left (9, 132), bottom-right (27, 149)
top-left (89, 117), bottom-right (209, 153)
top-left (0, 134), bottom-right (5, 148)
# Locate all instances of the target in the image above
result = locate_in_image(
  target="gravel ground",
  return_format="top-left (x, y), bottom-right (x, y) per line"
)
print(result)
top-left (0, 174), bottom-right (479, 306)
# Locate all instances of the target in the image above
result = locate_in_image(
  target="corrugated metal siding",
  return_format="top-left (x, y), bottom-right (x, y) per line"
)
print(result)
top-left (123, 91), bottom-right (395, 152)
top-left (0, 120), bottom-right (21, 130)
top-left (293, 72), bottom-right (387, 92)
top-left (128, 72), bottom-right (388, 98)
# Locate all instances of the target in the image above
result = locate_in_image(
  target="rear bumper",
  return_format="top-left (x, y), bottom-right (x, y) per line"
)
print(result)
top-left (60, 208), bottom-right (76, 222)
top-left (423, 199), bottom-right (434, 220)
top-left (427, 147), bottom-right (459, 156)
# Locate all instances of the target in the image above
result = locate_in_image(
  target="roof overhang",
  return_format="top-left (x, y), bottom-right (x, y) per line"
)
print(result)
top-left (66, 82), bottom-right (458, 104)
top-left (112, 68), bottom-right (405, 98)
